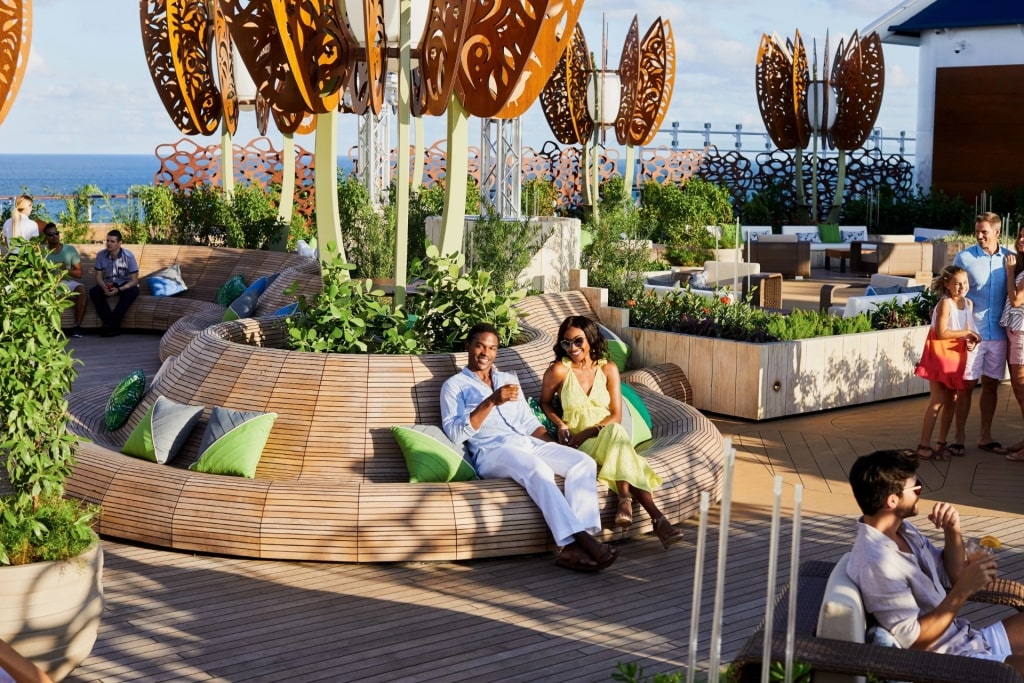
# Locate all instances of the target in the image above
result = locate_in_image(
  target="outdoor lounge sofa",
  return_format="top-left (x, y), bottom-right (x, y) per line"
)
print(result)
top-left (59, 244), bottom-right (322, 359)
top-left (731, 558), bottom-right (1024, 683)
top-left (850, 237), bottom-right (935, 277)
top-left (64, 290), bottom-right (726, 562)
top-left (747, 235), bottom-right (811, 279)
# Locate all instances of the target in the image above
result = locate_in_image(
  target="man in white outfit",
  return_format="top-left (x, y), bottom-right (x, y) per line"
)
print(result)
top-left (441, 322), bottom-right (618, 572)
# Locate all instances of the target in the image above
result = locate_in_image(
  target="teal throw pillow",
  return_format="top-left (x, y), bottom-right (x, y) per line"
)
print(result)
top-left (597, 323), bottom-right (630, 371)
top-left (121, 395), bottom-right (203, 464)
top-left (216, 274), bottom-right (247, 306)
top-left (223, 274), bottom-right (279, 322)
top-left (189, 406), bottom-right (278, 478)
top-left (900, 284), bottom-right (927, 294)
top-left (105, 369), bottom-right (146, 431)
top-left (865, 285), bottom-right (900, 296)
top-left (620, 383), bottom-right (653, 430)
top-left (391, 425), bottom-right (477, 483)
top-left (817, 224), bottom-right (841, 243)
top-left (527, 396), bottom-right (558, 439)
top-left (622, 396), bottom-right (652, 445)
top-left (147, 264), bottom-right (188, 296)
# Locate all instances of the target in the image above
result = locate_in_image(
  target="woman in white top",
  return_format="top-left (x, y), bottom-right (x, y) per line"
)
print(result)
top-left (2, 194), bottom-right (44, 248)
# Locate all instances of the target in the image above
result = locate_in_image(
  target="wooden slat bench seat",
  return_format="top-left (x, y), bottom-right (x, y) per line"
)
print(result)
top-left (65, 290), bottom-right (726, 562)
top-left (59, 244), bottom-right (322, 359)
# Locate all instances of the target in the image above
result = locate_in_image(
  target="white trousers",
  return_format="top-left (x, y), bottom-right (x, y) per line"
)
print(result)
top-left (475, 440), bottom-right (601, 547)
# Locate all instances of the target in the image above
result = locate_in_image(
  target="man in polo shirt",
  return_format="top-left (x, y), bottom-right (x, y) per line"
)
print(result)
top-left (88, 229), bottom-right (139, 337)
top-left (953, 213), bottom-right (1012, 454)
top-left (42, 223), bottom-right (87, 338)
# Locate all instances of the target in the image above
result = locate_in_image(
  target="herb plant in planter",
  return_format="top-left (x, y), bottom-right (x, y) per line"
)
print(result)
top-left (0, 240), bottom-right (104, 681)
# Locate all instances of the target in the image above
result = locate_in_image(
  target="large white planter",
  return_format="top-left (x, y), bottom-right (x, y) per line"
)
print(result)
top-left (0, 543), bottom-right (104, 681)
top-left (621, 325), bottom-right (930, 420)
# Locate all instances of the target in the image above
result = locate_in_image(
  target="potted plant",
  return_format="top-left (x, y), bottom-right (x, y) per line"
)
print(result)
top-left (0, 239), bottom-right (103, 681)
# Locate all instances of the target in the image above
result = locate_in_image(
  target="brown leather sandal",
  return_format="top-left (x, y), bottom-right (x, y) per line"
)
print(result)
top-left (615, 497), bottom-right (633, 530)
top-left (653, 516), bottom-right (683, 549)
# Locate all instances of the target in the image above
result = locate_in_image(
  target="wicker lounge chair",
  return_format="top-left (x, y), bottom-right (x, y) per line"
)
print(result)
top-left (731, 559), bottom-right (1024, 683)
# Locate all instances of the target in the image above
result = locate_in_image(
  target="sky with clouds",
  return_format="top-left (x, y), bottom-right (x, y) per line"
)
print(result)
top-left (0, 0), bottom-right (919, 157)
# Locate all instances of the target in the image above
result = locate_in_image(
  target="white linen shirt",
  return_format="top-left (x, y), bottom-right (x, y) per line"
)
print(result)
top-left (846, 520), bottom-right (991, 656)
top-left (440, 366), bottom-right (543, 463)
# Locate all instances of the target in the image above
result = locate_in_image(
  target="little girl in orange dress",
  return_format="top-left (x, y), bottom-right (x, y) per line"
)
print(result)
top-left (914, 266), bottom-right (979, 460)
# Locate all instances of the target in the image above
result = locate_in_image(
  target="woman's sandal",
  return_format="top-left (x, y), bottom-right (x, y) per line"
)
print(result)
top-left (915, 444), bottom-right (947, 461)
top-left (615, 497), bottom-right (633, 530)
top-left (653, 516), bottom-right (683, 549)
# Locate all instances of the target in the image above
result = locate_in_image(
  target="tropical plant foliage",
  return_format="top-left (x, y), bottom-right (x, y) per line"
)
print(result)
top-left (0, 240), bottom-right (97, 565)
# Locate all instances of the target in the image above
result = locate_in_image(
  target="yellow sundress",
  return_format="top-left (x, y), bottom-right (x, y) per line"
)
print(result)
top-left (558, 358), bottom-right (662, 493)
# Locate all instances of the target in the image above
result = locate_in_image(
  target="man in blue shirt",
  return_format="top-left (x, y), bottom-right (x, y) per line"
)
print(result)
top-left (441, 322), bottom-right (618, 572)
top-left (953, 213), bottom-right (1012, 454)
top-left (88, 229), bottom-right (140, 337)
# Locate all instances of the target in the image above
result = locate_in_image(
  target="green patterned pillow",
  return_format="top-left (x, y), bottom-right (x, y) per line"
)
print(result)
top-left (121, 396), bottom-right (204, 464)
top-left (105, 369), bottom-right (146, 431)
top-left (527, 396), bottom-right (558, 439)
top-left (215, 274), bottom-right (247, 306)
top-left (392, 425), bottom-right (477, 483)
top-left (189, 406), bottom-right (277, 478)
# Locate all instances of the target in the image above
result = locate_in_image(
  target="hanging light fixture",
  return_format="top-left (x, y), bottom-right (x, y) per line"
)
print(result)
top-left (586, 70), bottom-right (621, 127)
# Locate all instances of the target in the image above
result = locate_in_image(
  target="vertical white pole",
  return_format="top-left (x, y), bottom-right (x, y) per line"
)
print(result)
top-left (708, 439), bottom-right (735, 683)
top-left (393, 0), bottom-right (412, 308)
top-left (686, 491), bottom-right (710, 683)
top-left (784, 484), bottom-right (803, 683)
top-left (760, 476), bottom-right (784, 683)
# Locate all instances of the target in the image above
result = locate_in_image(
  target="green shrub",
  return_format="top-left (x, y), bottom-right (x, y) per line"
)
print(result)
top-left (0, 241), bottom-right (97, 565)
top-left (172, 184), bottom-right (232, 245)
top-left (739, 181), bottom-right (793, 230)
top-left (56, 184), bottom-right (100, 245)
top-left (465, 203), bottom-right (549, 295)
top-left (118, 184), bottom-right (176, 243)
top-left (639, 179), bottom-right (734, 266)
top-left (225, 183), bottom-right (288, 249)
top-left (521, 177), bottom-right (560, 216)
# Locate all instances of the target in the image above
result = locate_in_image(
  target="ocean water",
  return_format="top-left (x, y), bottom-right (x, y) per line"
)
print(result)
top-left (0, 153), bottom-right (355, 223)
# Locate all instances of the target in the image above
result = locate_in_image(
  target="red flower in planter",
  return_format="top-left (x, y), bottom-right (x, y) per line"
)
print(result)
top-left (627, 300), bottom-right (636, 307)
top-left (720, 296), bottom-right (730, 305)
top-left (702, 306), bottom-right (710, 314)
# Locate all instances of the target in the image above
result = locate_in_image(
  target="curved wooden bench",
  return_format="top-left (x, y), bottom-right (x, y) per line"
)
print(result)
top-left (65, 291), bottom-right (725, 562)
top-left (59, 245), bottom-right (320, 356)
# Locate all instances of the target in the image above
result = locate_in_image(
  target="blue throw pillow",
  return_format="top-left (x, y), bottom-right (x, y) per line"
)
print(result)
top-left (865, 285), bottom-right (900, 296)
top-left (273, 302), bottom-right (299, 316)
top-left (147, 264), bottom-right (188, 297)
top-left (899, 284), bottom-right (926, 294)
top-left (223, 274), bottom-right (279, 322)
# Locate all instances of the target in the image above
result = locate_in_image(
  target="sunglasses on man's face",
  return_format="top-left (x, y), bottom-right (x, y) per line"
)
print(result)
top-left (44, 231), bottom-right (59, 237)
top-left (559, 336), bottom-right (585, 351)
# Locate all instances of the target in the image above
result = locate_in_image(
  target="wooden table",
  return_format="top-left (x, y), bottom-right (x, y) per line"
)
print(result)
top-left (824, 248), bottom-right (850, 272)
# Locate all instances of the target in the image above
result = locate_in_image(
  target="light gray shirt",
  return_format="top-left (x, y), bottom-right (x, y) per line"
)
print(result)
top-left (847, 520), bottom-right (990, 656)
top-left (440, 366), bottom-right (542, 464)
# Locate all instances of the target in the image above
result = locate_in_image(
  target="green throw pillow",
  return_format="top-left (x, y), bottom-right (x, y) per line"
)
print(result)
top-left (105, 369), bottom-right (146, 431)
top-left (189, 406), bottom-right (277, 478)
top-left (392, 425), bottom-right (477, 483)
top-left (216, 274), bottom-right (247, 307)
top-left (597, 323), bottom-right (629, 371)
top-left (818, 223), bottom-right (841, 243)
top-left (620, 383), bottom-right (653, 429)
top-left (622, 396), bottom-right (652, 445)
top-left (121, 395), bottom-right (204, 464)
top-left (527, 396), bottom-right (558, 439)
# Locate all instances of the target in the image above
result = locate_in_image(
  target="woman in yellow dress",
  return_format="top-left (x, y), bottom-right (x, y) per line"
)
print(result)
top-left (540, 315), bottom-right (683, 549)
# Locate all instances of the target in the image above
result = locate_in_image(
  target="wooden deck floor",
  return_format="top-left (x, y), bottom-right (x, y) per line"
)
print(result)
top-left (61, 314), bottom-right (1024, 682)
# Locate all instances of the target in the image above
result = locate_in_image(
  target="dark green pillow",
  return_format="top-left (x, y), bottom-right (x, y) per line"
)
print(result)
top-left (527, 396), bottom-right (559, 439)
top-left (105, 370), bottom-right (146, 431)
top-left (392, 425), bottom-right (477, 483)
top-left (818, 223), bottom-right (841, 243)
top-left (620, 383), bottom-right (653, 430)
top-left (215, 274), bottom-right (247, 307)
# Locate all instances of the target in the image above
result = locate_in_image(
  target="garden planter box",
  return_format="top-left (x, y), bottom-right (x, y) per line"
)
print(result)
top-left (620, 325), bottom-right (929, 420)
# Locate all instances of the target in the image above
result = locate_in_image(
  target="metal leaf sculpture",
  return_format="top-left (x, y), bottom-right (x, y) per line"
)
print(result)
top-left (613, 17), bottom-right (640, 146)
top-left (414, 0), bottom-right (473, 117)
top-left (221, 0), bottom-right (308, 134)
top-left (539, 23), bottom-right (592, 145)
top-left (754, 33), bottom-right (799, 150)
top-left (616, 16), bottom-right (675, 146)
top-left (790, 31), bottom-right (810, 150)
top-left (0, 0), bottom-right (30, 128)
top-left (270, 0), bottom-right (351, 114)
top-left (341, 0), bottom-right (387, 115)
top-left (455, 0), bottom-right (551, 119)
top-left (494, 0), bottom-right (584, 119)
top-left (829, 31), bottom-right (884, 150)
top-left (212, 0), bottom-right (238, 135)
top-left (141, 0), bottom-right (220, 135)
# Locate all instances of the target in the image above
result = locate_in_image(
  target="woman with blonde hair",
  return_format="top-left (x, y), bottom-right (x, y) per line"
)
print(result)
top-left (2, 194), bottom-right (44, 248)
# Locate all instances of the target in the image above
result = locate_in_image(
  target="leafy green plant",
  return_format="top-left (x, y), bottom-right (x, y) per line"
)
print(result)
top-left (583, 180), bottom-right (654, 307)
top-left (285, 244), bottom-right (424, 355)
top-left (612, 661), bottom-right (684, 683)
top-left (464, 203), bottom-right (549, 295)
top-left (407, 245), bottom-right (525, 352)
top-left (225, 183), bottom-right (288, 249)
top-left (56, 184), bottom-right (100, 245)
top-left (0, 241), bottom-right (97, 565)
top-left (116, 184), bottom-right (176, 243)
top-left (521, 177), bottom-right (560, 216)
top-left (639, 178), bottom-right (734, 265)
top-left (173, 184), bottom-right (233, 245)
top-left (870, 292), bottom-right (934, 330)
top-left (739, 181), bottom-right (793, 230)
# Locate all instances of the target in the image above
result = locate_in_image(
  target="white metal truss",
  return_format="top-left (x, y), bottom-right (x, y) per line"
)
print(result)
top-left (479, 118), bottom-right (522, 218)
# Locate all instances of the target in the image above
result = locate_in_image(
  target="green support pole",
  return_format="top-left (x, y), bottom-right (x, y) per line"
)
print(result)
top-left (827, 150), bottom-right (846, 225)
top-left (623, 144), bottom-right (636, 203)
top-left (439, 96), bottom-right (469, 256)
top-left (220, 121), bottom-right (235, 196)
top-left (315, 110), bottom-right (345, 262)
top-left (271, 133), bottom-right (296, 251)
top-left (393, 0), bottom-right (412, 309)
top-left (412, 116), bottom-right (425, 191)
